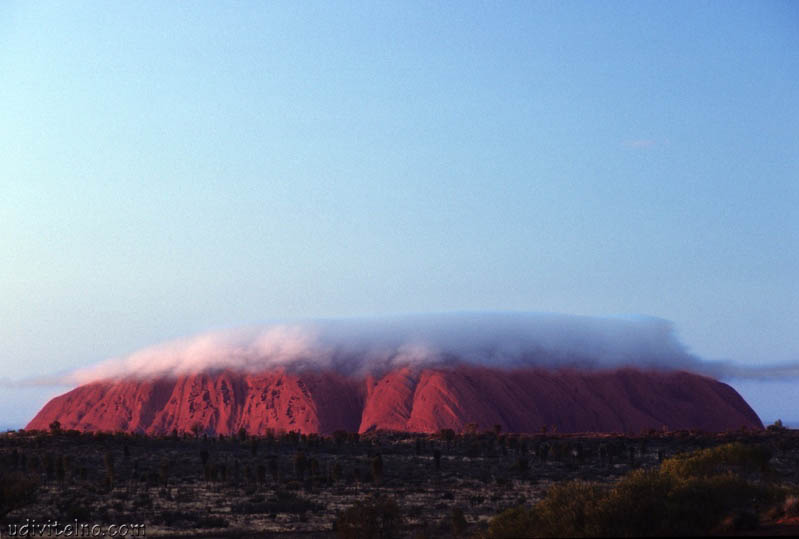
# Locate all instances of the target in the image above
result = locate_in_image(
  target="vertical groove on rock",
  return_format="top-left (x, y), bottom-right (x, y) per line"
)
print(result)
top-left (26, 367), bottom-right (763, 435)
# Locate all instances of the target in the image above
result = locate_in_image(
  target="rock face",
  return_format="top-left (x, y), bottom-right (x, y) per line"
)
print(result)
top-left (27, 366), bottom-right (763, 435)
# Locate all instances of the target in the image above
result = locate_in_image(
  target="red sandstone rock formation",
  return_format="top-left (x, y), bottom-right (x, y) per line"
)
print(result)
top-left (27, 366), bottom-right (762, 435)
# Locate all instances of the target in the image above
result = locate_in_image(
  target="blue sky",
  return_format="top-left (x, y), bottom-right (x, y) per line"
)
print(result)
top-left (1, 1), bottom-right (797, 427)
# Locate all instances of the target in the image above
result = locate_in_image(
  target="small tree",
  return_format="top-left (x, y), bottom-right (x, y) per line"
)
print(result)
top-left (257, 464), bottom-right (266, 486)
top-left (250, 437), bottom-right (259, 457)
top-left (767, 419), bottom-right (787, 432)
top-left (294, 452), bottom-right (307, 480)
top-left (218, 462), bottom-right (227, 482)
top-left (55, 455), bottom-right (66, 484)
top-left (244, 464), bottom-right (254, 486)
top-left (440, 429), bottom-right (456, 446)
top-left (331, 461), bottom-right (342, 483)
top-left (516, 455), bottom-right (529, 475)
top-left (268, 456), bottom-right (279, 482)
top-left (103, 450), bottom-right (115, 490)
top-left (333, 430), bottom-right (348, 445)
top-left (44, 453), bottom-right (55, 481)
top-left (204, 462), bottom-right (217, 482)
top-left (159, 458), bottom-right (170, 487)
top-left (49, 421), bottom-right (61, 434)
top-left (371, 454), bottom-right (384, 484)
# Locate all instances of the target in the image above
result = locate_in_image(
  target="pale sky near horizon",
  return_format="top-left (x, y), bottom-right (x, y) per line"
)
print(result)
top-left (1, 1), bottom-right (797, 427)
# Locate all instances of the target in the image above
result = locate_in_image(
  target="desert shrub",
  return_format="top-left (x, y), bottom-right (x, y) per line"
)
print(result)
top-left (483, 443), bottom-right (783, 538)
top-left (597, 468), bottom-right (673, 535)
top-left (158, 458), bottom-right (170, 486)
top-left (439, 429), bottom-right (456, 444)
top-left (294, 451), bottom-right (307, 480)
top-left (55, 454), bottom-right (66, 483)
top-left (713, 509), bottom-right (760, 534)
top-left (218, 462), bottom-right (227, 482)
top-left (333, 430), bottom-right (348, 445)
top-left (0, 471), bottom-right (39, 518)
top-left (659, 475), bottom-right (773, 535)
top-left (267, 455), bottom-right (278, 481)
top-left (484, 506), bottom-right (538, 539)
top-left (331, 460), bottom-right (342, 482)
top-left (310, 457), bottom-right (320, 477)
top-left (154, 509), bottom-right (196, 527)
top-left (204, 462), bottom-right (218, 482)
top-left (371, 454), bottom-right (384, 483)
top-left (257, 463), bottom-right (267, 484)
top-left (515, 455), bottom-right (529, 475)
top-left (56, 493), bottom-right (92, 521)
top-left (132, 493), bottom-right (152, 509)
top-left (103, 450), bottom-right (115, 489)
top-left (469, 495), bottom-right (485, 508)
top-left (275, 490), bottom-right (319, 514)
top-left (44, 452), bottom-right (55, 480)
top-left (527, 480), bottom-right (606, 538)
top-left (659, 442), bottom-right (771, 478)
top-left (175, 486), bottom-right (197, 503)
top-left (196, 515), bottom-right (228, 528)
top-left (466, 443), bottom-right (480, 458)
top-left (767, 419), bottom-right (787, 432)
top-left (451, 507), bottom-right (468, 537)
top-left (231, 500), bottom-right (271, 514)
top-left (600, 469), bottom-right (776, 536)
top-left (335, 495), bottom-right (403, 539)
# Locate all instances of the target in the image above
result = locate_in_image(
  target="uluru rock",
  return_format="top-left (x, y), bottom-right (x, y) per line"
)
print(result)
top-left (27, 366), bottom-right (762, 435)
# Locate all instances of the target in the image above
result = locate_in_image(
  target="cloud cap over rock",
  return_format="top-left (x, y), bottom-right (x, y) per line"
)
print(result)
top-left (67, 312), bottom-right (703, 383)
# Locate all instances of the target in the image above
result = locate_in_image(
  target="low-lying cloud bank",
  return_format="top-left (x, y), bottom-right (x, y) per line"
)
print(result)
top-left (13, 312), bottom-right (799, 386)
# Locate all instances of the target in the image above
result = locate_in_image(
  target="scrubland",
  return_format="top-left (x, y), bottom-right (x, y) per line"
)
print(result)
top-left (2, 424), bottom-right (798, 537)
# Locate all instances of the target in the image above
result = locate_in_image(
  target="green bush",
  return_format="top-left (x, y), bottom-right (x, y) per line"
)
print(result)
top-left (485, 505), bottom-right (539, 539)
top-left (528, 480), bottom-right (606, 537)
top-left (601, 469), bottom-right (776, 536)
top-left (483, 442), bottom-right (781, 538)
top-left (659, 442), bottom-right (771, 479)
